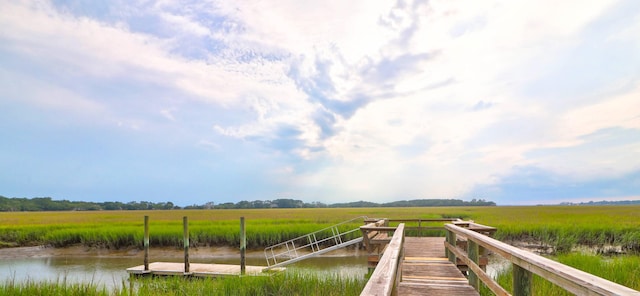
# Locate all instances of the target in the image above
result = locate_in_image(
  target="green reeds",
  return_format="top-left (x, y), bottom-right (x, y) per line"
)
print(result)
top-left (0, 279), bottom-right (121, 296)
top-left (480, 253), bottom-right (640, 295)
top-left (0, 272), bottom-right (366, 296)
top-left (1, 206), bottom-right (639, 253)
top-left (133, 272), bottom-right (366, 295)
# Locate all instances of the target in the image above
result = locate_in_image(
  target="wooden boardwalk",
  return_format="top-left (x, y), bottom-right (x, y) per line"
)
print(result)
top-left (398, 237), bottom-right (478, 296)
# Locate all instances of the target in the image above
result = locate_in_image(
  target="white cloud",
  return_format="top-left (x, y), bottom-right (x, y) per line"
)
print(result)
top-left (1, 0), bottom-right (638, 204)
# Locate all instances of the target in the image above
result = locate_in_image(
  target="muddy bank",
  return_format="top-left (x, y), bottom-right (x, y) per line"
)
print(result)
top-left (0, 244), bottom-right (364, 260)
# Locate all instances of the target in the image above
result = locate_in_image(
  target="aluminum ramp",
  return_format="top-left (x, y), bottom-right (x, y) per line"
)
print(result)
top-left (263, 216), bottom-right (366, 270)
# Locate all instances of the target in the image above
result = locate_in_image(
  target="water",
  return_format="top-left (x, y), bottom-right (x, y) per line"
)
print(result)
top-left (0, 247), bottom-right (369, 291)
top-left (0, 246), bottom-right (509, 291)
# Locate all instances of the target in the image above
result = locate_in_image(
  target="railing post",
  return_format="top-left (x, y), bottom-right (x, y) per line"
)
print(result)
top-left (446, 230), bottom-right (456, 264)
top-left (468, 240), bottom-right (479, 290)
top-left (240, 216), bottom-right (246, 275)
top-left (183, 216), bottom-right (189, 273)
top-left (513, 263), bottom-right (532, 296)
top-left (144, 215), bottom-right (149, 271)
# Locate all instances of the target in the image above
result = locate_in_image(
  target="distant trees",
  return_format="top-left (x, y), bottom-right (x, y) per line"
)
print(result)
top-left (0, 196), bottom-right (179, 212)
top-left (330, 199), bottom-right (496, 208)
top-left (0, 195), bottom-right (496, 212)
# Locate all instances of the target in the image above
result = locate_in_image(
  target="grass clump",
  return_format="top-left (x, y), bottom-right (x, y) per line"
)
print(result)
top-left (0, 272), bottom-right (366, 296)
top-left (0, 279), bottom-right (121, 296)
top-left (132, 272), bottom-right (366, 296)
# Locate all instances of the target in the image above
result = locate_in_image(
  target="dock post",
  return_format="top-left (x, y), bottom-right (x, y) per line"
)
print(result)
top-left (468, 240), bottom-right (479, 290)
top-left (513, 263), bottom-right (532, 296)
top-left (144, 215), bottom-right (149, 271)
top-left (240, 217), bottom-right (246, 275)
top-left (446, 230), bottom-right (457, 264)
top-left (183, 216), bottom-right (189, 273)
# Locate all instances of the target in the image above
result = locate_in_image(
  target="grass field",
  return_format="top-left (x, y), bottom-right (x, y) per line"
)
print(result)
top-left (1, 206), bottom-right (639, 295)
top-left (1, 272), bottom-right (366, 296)
top-left (1, 206), bottom-right (639, 252)
top-left (0, 206), bottom-right (640, 253)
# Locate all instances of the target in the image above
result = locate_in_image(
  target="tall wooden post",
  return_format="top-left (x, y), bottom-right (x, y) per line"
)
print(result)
top-left (513, 263), bottom-right (532, 296)
top-left (144, 215), bottom-right (149, 271)
top-left (240, 217), bottom-right (246, 275)
top-left (446, 230), bottom-right (457, 264)
top-left (468, 240), bottom-right (479, 290)
top-left (183, 216), bottom-right (190, 273)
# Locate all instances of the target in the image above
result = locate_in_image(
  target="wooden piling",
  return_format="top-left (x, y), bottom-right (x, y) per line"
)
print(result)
top-left (183, 216), bottom-right (189, 273)
top-left (144, 215), bottom-right (149, 271)
top-left (513, 263), bottom-right (532, 296)
top-left (468, 240), bottom-right (479, 290)
top-left (446, 230), bottom-right (457, 263)
top-left (240, 217), bottom-right (246, 275)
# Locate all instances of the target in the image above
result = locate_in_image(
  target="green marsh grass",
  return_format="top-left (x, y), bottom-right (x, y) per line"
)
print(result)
top-left (480, 253), bottom-right (640, 295)
top-left (0, 279), bottom-right (120, 296)
top-left (132, 272), bottom-right (366, 296)
top-left (0, 272), bottom-right (366, 296)
top-left (1, 206), bottom-right (639, 253)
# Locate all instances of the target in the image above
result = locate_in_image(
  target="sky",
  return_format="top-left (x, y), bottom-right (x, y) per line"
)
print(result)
top-left (1, 0), bottom-right (639, 206)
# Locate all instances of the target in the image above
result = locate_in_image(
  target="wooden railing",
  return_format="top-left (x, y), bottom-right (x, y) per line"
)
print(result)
top-left (360, 223), bottom-right (405, 296)
top-left (445, 223), bottom-right (640, 296)
top-left (364, 218), bottom-right (459, 235)
top-left (360, 218), bottom-right (458, 270)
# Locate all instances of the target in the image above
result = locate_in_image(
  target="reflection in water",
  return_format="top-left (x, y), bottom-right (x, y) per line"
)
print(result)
top-left (0, 256), bottom-right (137, 290)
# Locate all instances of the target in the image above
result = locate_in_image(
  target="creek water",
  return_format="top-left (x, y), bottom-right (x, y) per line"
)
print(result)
top-left (0, 246), bottom-right (370, 291)
top-left (0, 245), bottom-right (510, 291)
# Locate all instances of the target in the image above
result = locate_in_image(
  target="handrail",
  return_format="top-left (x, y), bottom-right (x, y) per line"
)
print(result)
top-left (264, 216), bottom-right (366, 267)
top-left (364, 218), bottom-right (460, 223)
top-left (360, 224), bottom-right (405, 296)
top-left (445, 223), bottom-right (640, 296)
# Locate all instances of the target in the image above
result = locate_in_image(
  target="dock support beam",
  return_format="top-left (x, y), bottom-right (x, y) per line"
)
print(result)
top-left (144, 216), bottom-right (149, 271)
top-left (183, 216), bottom-right (189, 273)
top-left (240, 217), bottom-right (246, 275)
top-left (446, 231), bottom-right (456, 264)
top-left (513, 263), bottom-right (532, 296)
top-left (467, 240), bottom-right (479, 290)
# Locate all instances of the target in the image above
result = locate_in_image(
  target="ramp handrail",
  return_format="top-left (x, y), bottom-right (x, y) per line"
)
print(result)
top-left (445, 222), bottom-right (640, 296)
top-left (264, 216), bottom-right (367, 268)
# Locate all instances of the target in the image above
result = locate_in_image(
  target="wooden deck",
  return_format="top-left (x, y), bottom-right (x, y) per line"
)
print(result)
top-left (127, 262), bottom-right (283, 277)
top-left (398, 237), bottom-right (478, 296)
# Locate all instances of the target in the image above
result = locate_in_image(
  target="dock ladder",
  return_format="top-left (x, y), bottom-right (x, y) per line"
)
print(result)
top-left (263, 216), bottom-right (366, 270)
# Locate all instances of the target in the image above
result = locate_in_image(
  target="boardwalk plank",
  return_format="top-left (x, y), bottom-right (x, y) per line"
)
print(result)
top-left (400, 237), bottom-right (479, 296)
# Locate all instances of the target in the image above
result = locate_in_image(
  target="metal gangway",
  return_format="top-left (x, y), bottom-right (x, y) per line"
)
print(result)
top-left (263, 216), bottom-right (366, 270)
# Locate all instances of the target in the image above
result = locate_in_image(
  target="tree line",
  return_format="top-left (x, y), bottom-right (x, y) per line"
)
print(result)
top-left (0, 195), bottom-right (495, 212)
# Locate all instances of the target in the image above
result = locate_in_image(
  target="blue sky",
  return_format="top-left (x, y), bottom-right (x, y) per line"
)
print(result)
top-left (1, 0), bottom-right (639, 206)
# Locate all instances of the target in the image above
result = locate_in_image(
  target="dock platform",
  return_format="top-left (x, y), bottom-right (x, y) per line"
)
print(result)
top-left (398, 237), bottom-right (478, 295)
top-left (127, 262), bottom-right (283, 277)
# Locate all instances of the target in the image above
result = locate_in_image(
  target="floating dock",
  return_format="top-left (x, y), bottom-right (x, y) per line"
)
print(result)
top-left (127, 262), bottom-right (283, 277)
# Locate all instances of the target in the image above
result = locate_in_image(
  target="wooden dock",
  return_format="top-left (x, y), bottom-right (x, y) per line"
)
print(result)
top-left (127, 262), bottom-right (283, 277)
top-left (398, 237), bottom-right (478, 295)
top-left (361, 219), bottom-right (640, 296)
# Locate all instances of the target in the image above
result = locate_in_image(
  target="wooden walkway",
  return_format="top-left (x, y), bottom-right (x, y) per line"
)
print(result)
top-left (398, 237), bottom-right (478, 296)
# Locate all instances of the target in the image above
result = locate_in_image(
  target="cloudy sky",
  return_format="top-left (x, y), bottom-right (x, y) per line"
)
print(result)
top-left (1, 0), bottom-right (639, 206)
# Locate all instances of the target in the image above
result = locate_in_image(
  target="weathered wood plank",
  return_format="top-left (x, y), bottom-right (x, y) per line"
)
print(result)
top-left (127, 262), bottom-right (283, 277)
top-left (446, 224), bottom-right (640, 296)
top-left (398, 282), bottom-right (479, 296)
top-left (400, 237), bottom-right (479, 296)
top-left (360, 224), bottom-right (405, 296)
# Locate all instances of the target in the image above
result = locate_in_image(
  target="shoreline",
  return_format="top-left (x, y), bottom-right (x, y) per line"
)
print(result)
top-left (0, 244), bottom-right (363, 260)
